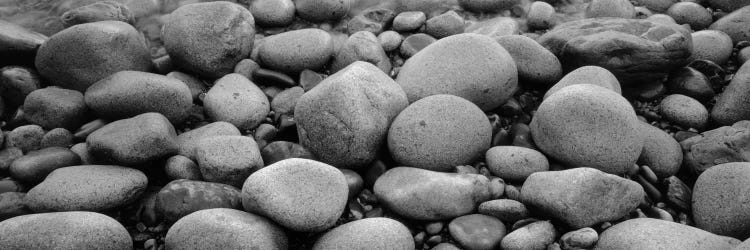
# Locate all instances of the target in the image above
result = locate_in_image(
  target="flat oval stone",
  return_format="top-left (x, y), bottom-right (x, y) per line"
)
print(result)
top-left (313, 218), bottom-right (414, 250)
top-left (204, 73), bottom-right (269, 130)
top-left (465, 16), bottom-right (520, 39)
top-left (659, 94), bottom-right (709, 129)
top-left (295, 0), bottom-right (351, 22)
top-left (155, 179), bottom-right (242, 222)
top-left (594, 218), bottom-right (740, 249)
top-left (485, 146), bottom-right (549, 183)
top-left (0, 211), bottom-right (131, 250)
top-left (396, 33), bottom-right (518, 111)
top-left (500, 220), bottom-right (557, 250)
top-left (22, 87), bottom-right (87, 130)
top-left (495, 35), bottom-right (563, 86)
top-left (249, 0), bottom-right (295, 27)
top-left (666, 2), bottom-right (712, 31)
top-left (25, 165), bottom-right (147, 212)
top-left (424, 11), bottom-right (464, 39)
top-left (709, 6), bottom-right (750, 44)
top-left (297, 61), bottom-right (407, 169)
top-left (561, 227), bottom-right (598, 249)
top-left (637, 122), bottom-right (683, 178)
top-left (449, 214), bottom-right (506, 250)
top-left (393, 11), bottom-right (426, 31)
top-left (85, 71), bottom-right (192, 124)
top-left (195, 135), bottom-right (263, 187)
top-left (543, 66), bottom-right (622, 100)
top-left (9, 147), bottom-right (80, 185)
top-left (35, 21), bottom-right (151, 92)
top-left (86, 113), bottom-right (177, 166)
top-left (162, 2), bottom-right (255, 78)
top-left (374, 167), bottom-right (494, 220)
top-left (242, 158), bottom-right (348, 232)
top-left (175, 121), bottom-right (241, 159)
top-left (712, 61), bottom-right (750, 126)
top-left (166, 208), bottom-right (288, 250)
top-left (258, 29), bottom-right (334, 74)
top-left (478, 199), bottom-right (530, 223)
top-left (330, 31), bottom-right (391, 74)
top-left (691, 30), bottom-right (733, 66)
top-left (693, 162), bottom-right (750, 239)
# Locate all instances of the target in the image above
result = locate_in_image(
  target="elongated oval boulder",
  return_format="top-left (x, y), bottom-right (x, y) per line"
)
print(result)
top-left (258, 28), bottom-right (334, 74)
top-left (520, 168), bottom-right (644, 229)
top-left (22, 87), bottom-right (87, 130)
top-left (594, 218), bottom-right (740, 249)
top-left (25, 165), bottom-right (147, 212)
top-left (86, 112), bottom-right (178, 166)
top-left (538, 18), bottom-right (692, 86)
top-left (35, 21), bottom-right (151, 92)
top-left (495, 35), bottom-right (562, 86)
top-left (9, 147), bottom-right (81, 185)
top-left (162, 2), bottom-right (255, 78)
top-left (712, 61), bottom-right (750, 126)
top-left (175, 121), bottom-right (241, 159)
top-left (396, 33), bottom-right (518, 111)
top-left (242, 158), bottom-right (348, 232)
top-left (194, 136), bottom-right (263, 187)
top-left (0, 211), bottom-right (131, 250)
top-left (85, 71), bottom-right (192, 124)
top-left (531, 84), bottom-right (643, 174)
top-left (296, 61), bottom-right (408, 169)
top-left (166, 208), bottom-right (288, 250)
top-left (155, 179), bottom-right (242, 222)
top-left (693, 162), bottom-right (750, 240)
top-left (204, 73), bottom-right (269, 130)
top-left (312, 218), bottom-right (414, 250)
top-left (374, 167), bottom-right (495, 220)
top-left (388, 94), bottom-right (491, 172)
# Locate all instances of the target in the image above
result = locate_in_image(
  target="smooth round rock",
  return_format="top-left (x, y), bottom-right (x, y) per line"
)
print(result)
top-left (204, 73), bottom-right (269, 130)
top-left (164, 155), bottom-right (202, 181)
top-left (35, 21), bottom-right (151, 92)
top-left (392, 11), bottom-right (426, 31)
top-left (396, 33), bottom-right (518, 111)
top-left (175, 121), bottom-right (241, 159)
top-left (23, 87), bottom-right (87, 130)
top-left (424, 10), bottom-right (464, 39)
top-left (0, 211), bottom-right (131, 250)
top-left (295, 0), bottom-right (351, 22)
top-left (544, 66), bottom-right (621, 100)
top-left (242, 158), bottom-right (348, 232)
top-left (388, 94), bottom-right (491, 172)
top-left (478, 199), bottom-right (529, 223)
top-left (527, 1), bottom-right (556, 30)
top-left (586, 0), bottom-right (636, 18)
top-left (313, 218), bottom-right (414, 250)
top-left (531, 84), bottom-right (643, 175)
top-left (399, 33), bottom-right (437, 58)
top-left (330, 31), bottom-right (391, 74)
top-left (659, 94), bottom-right (709, 129)
top-left (638, 122), bottom-right (683, 178)
top-left (258, 29), bottom-right (334, 74)
top-left (5, 125), bottom-right (44, 153)
top-left (9, 147), bottom-right (81, 185)
top-left (155, 179), bottom-right (242, 222)
top-left (465, 16), bottom-right (520, 39)
top-left (378, 30), bottom-right (403, 52)
top-left (500, 220), bottom-right (557, 250)
top-left (249, 0), bottom-right (295, 27)
top-left (495, 35), bottom-right (562, 86)
top-left (162, 2), bottom-right (255, 78)
top-left (449, 214), bottom-right (506, 250)
top-left (194, 135), bottom-right (263, 188)
top-left (85, 71), bottom-right (192, 124)
top-left (485, 146), bottom-right (548, 182)
top-left (594, 218), bottom-right (740, 249)
top-left (708, 6), bottom-right (750, 44)
top-left (666, 2), bottom-right (712, 31)
top-left (166, 208), bottom-right (288, 250)
top-left (297, 61), bottom-right (408, 169)
top-left (561, 227), bottom-right (599, 249)
top-left (86, 113), bottom-right (177, 165)
top-left (25, 165), bottom-right (147, 212)
top-left (711, 61), bottom-right (750, 125)
top-left (691, 30), bottom-right (733, 65)
top-left (693, 162), bottom-right (750, 239)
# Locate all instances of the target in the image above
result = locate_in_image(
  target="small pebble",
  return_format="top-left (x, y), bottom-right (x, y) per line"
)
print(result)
top-left (500, 220), bottom-right (557, 250)
top-left (425, 222), bottom-right (444, 235)
top-left (378, 31), bottom-right (403, 52)
top-left (560, 227), bottom-right (598, 250)
top-left (392, 11), bottom-right (426, 31)
top-left (659, 94), bottom-right (709, 129)
top-left (478, 199), bottom-right (529, 223)
top-left (448, 214), bottom-right (506, 250)
top-left (691, 30), bottom-right (733, 65)
top-left (399, 33), bottom-right (437, 58)
top-left (666, 2), bottom-right (712, 30)
top-left (424, 11), bottom-right (464, 38)
top-left (164, 155), bottom-right (202, 181)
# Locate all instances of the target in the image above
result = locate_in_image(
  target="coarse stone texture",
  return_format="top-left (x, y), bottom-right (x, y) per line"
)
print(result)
top-left (594, 218), bottom-right (740, 249)
top-left (0, 211), bottom-right (132, 250)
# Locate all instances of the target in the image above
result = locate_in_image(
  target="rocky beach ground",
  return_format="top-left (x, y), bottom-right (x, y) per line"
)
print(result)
top-left (1, 0), bottom-right (750, 249)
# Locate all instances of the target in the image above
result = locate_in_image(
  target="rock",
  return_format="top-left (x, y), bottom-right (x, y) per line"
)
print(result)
top-left (691, 31), bottom-right (733, 68)
top-left (313, 218), bottom-right (414, 250)
top-left (693, 162), bottom-right (750, 239)
top-left (538, 18), bottom-right (692, 86)
top-left (681, 121), bottom-right (750, 174)
top-left (166, 71), bottom-right (206, 101)
top-left (521, 168), bottom-right (644, 228)
top-left (35, 21), bottom-right (151, 92)
top-left (666, 67), bottom-right (715, 102)
top-left (346, 8), bottom-right (395, 35)
top-left (9, 147), bottom-right (80, 185)
top-left (495, 35), bottom-right (563, 86)
top-left (399, 33), bottom-right (437, 58)
top-left (23, 87), bottom-right (87, 130)
top-left (637, 122), bottom-right (683, 178)
top-left (458, 0), bottom-right (518, 12)
top-left (260, 141), bottom-right (315, 165)
top-left (478, 199), bottom-right (529, 223)
top-left (25, 165), bottom-right (147, 212)
top-left (0, 66), bottom-right (41, 108)
top-left (60, 1), bottom-right (134, 28)
top-left (0, 211), bottom-right (131, 249)
top-left (586, 0), bottom-right (636, 18)
top-left (527, 1), bottom-right (556, 30)
top-left (0, 148), bottom-right (23, 174)
top-left (708, 6), bottom-right (750, 44)
top-left (594, 218), bottom-right (740, 249)
top-left (374, 167), bottom-right (497, 220)
top-left (465, 16), bottom-right (520, 39)
top-left (501, 220), bottom-right (557, 250)
top-left (271, 87), bottom-right (303, 117)
top-left (330, 31), bottom-right (391, 73)
top-left (485, 146), bottom-right (548, 182)
top-left (424, 11), bottom-right (464, 38)
top-left (712, 61), bottom-right (750, 125)
top-left (258, 29), bottom-right (334, 74)
top-left (204, 74), bottom-right (269, 130)
top-left (175, 121), bottom-right (241, 159)
top-left (0, 20), bottom-right (47, 67)
top-left (166, 208), bottom-right (287, 249)
top-left (561, 228), bottom-right (599, 250)
top-left (543, 66), bottom-right (621, 100)
top-left (194, 136), bottom-right (263, 187)
top-left (398, 33), bottom-right (517, 111)
top-left (242, 158), bottom-right (348, 232)
top-left (388, 95), bottom-right (491, 171)
top-left (164, 155), bottom-right (202, 180)
top-left (392, 11), bottom-right (426, 31)
top-left (5, 125), bottom-right (44, 153)
top-left (162, 2), bottom-right (255, 78)
top-left (85, 71), bottom-right (192, 124)
top-left (531, 84), bottom-right (643, 174)
top-left (155, 179), bottom-right (242, 222)
top-left (378, 31), bottom-right (403, 52)
top-left (449, 214), bottom-right (506, 250)
top-left (296, 61), bottom-right (407, 169)
top-left (666, 2), bottom-right (712, 31)
top-left (0, 192), bottom-right (31, 221)
top-left (248, 0), bottom-right (295, 27)
top-left (706, 0), bottom-right (750, 12)
top-left (635, 0), bottom-right (678, 13)
top-left (296, 0), bottom-right (350, 22)
top-left (40, 129), bottom-right (72, 149)
top-left (86, 113), bottom-right (177, 166)
top-left (659, 94), bottom-right (709, 129)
